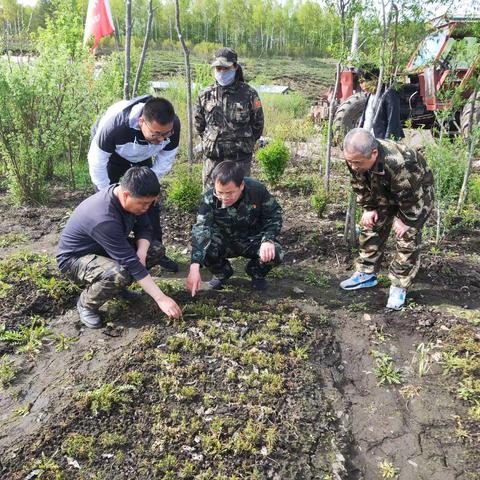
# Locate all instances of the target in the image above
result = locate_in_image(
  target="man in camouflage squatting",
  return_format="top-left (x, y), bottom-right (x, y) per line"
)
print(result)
top-left (340, 128), bottom-right (434, 310)
top-left (186, 160), bottom-right (283, 295)
top-left (57, 167), bottom-right (182, 328)
top-left (194, 47), bottom-right (264, 190)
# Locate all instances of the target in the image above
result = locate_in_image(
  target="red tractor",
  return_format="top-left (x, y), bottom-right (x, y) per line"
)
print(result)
top-left (312, 16), bottom-right (480, 141)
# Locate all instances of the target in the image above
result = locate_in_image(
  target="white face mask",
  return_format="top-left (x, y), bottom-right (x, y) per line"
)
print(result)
top-left (215, 69), bottom-right (236, 86)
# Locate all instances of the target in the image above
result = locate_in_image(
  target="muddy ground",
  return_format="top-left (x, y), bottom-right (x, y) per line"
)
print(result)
top-left (0, 148), bottom-right (479, 480)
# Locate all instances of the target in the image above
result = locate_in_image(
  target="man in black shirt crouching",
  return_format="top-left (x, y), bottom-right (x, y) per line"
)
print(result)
top-left (57, 166), bottom-right (182, 328)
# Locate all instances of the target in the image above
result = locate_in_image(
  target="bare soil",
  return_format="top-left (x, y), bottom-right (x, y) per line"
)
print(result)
top-left (0, 150), bottom-right (479, 480)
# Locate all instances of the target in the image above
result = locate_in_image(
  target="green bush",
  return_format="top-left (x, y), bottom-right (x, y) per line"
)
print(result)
top-left (310, 184), bottom-right (328, 217)
top-left (468, 174), bottom-right (480, 207)
top-left (257, 139), bottom-right (290, 184)
top-left (166, 165), bottom-right (202, 212)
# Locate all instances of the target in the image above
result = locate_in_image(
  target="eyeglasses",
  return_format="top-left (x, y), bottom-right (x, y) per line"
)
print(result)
top-left (143, 120), bottom-right (174, 140)
top-left (213, 190), bottom-right (238, 199)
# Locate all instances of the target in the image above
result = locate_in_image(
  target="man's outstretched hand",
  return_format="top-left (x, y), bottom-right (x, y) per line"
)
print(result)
top-left (259, 241), bottom-right (276, 263)
top-left (186, 263), bottom-right (202, 297)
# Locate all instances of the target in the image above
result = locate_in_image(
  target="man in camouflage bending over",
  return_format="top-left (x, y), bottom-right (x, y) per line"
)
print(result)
top-left (340, 128), bottom-right (434, 310)
top-left (186, 160), bottom-right (283, 295)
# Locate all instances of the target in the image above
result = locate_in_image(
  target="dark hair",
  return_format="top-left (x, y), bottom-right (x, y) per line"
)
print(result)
top-left (358, 63), bottom-right (379, 81)
top-left (120, 166), bottom-right (160, 197)
top-left (212, 160), bottom-right (245, 187)
top-left (234, 64), bottom-right (244, 82)
top-left (142, 97), bottom-right (175, 125)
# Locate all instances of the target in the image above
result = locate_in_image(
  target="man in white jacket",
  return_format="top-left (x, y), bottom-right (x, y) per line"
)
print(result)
top-left (88, 95), bottom-right (180, 272)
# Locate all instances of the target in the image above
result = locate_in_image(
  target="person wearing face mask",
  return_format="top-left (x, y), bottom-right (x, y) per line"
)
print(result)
top-left (194, 47), bottom-right (264, 190)
top-left (357, 64), bottom-right (404, 141)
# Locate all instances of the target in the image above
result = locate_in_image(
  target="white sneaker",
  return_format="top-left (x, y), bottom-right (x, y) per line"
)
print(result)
top-left (386, 286), bottom-right (407, 310)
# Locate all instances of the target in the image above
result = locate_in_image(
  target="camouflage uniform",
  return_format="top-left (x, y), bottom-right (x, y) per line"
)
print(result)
top-left (194, 80), bottom-right (264, 189)
top-left (191, 178), bottom-right (283, 280)
top-left (67, 242), bottom-right (165, 311)
top-left (349, 139), bottom-right (434, 288)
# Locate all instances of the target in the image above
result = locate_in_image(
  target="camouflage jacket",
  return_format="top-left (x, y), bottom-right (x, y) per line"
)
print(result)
top-left (194, 80), bottom-right (264, 161)
top-left (191, 178), bottom-right (282, 265)
top-left (349, 139), bottom-right (434, 228)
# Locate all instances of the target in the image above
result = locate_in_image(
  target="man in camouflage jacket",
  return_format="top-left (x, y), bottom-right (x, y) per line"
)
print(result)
top-left (186, 161), bottom-right (283, 294)
top-left (194, 47), bottom-right (264, 190)
top-left (340, 128), bottom-right (434, 310)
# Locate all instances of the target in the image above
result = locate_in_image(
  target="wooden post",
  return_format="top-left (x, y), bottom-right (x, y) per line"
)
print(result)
top-left (133, 0), bottom-right (154, 98)
top-left (123, 0), bottom-right (132, 100)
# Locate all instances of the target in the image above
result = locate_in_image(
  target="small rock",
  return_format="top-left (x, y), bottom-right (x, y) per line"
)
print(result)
top-left (363, 314), bottom-right (372, 321)
top-left (293, 287), bottom-right (305, 294)
top-left (66, 457), bottom-right (81, 468)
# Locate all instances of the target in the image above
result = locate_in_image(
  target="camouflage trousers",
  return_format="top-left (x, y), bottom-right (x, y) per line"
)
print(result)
top-left (202, 156), bottom-right (252, 191)
top-left (204, 235), bottom-right (283, 280)
top-left (68, 241), bottom-right (165, 310)
top-left (355, 207), bottom-right (424, 289)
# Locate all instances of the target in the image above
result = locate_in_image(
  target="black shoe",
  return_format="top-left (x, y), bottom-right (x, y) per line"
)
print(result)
top-left (76, 299), bottom-right (103, 329)
top-left (119, 289), bottom-right (142, 301)
top-left (208, 276), bottom-right (226, 290)
top-left (251, 277), bottom-right (268, 291)
top-left (157, 255), bottom-right (179, 273)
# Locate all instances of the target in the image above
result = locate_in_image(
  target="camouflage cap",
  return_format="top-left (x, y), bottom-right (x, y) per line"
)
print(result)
top-left (211, 47), bottom-right (238, 67)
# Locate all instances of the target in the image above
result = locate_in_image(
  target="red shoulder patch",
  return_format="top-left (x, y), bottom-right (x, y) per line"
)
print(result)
top-left (255, 100), bottom-right (262, 109)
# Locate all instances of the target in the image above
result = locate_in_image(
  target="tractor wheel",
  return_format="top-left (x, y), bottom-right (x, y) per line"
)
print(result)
top-left (332, 92), bottom-right (367, 145)
top-left (460, 92), bottom-right (480, 136)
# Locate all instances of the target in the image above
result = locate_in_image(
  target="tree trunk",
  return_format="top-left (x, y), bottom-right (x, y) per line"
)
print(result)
top-left (132, 0), bottom-right (154, 98)
top-left (456, 87), bottom-right (479, 214)
top-left (324, 61), bottom-right (341, 194)
top-left (123, 0), bottom-right (132, 100)
top-left (174, 0), bottom-right (194, 168)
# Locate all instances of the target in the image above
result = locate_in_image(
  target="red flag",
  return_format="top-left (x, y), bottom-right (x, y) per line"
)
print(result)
top-left (83, 0), bottom-right (115, 51)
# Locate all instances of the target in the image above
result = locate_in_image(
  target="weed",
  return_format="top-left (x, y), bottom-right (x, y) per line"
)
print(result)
top-left (372, 326), bottom-right (392, 344)
top-left (304, 269), bottom-right (330, 288)
top-left (137, 326), bottom-right (159, 347)
top-left (0, 355), bottom-right (18, 387)
top-left (83, 349), bottom-right (95, 361)
top-left (54, 333), bottom-right (78, 352)
top-left (379, 460), bottom-right (398, 478)
top-left (79, 383), bottom-right (137, 416)
top-left (0, 232), bottom-right (29, 248)
top-left (99, 431), bottom-right (127, 448)
top-left (124, 370), bottom-right (144, 387)
top-left (399, 384), bottom-right (421, 400)
top-left (31, 452), bottom-right (63, 479)
top-left (377, 275), bottom-right (391, 288)
top-left (457, 377), bottom-right (480, 404)
top-left (13, 403), bottom-right (32, 417)
top-left (0, 316), bottom-right (52, 355)
top-left (411, 342), bottom-right (433, 378)
top-left (62, 432), bottom-right (96, 460)
top-left (347, 301), bottom-right (368, 313)
top-left (370, 350), bottom-right (402, 386)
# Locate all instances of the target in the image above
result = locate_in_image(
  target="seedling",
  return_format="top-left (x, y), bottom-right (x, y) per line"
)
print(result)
top-left (0, 355), bottom-right (18, 387)
top-left (411, 342), bottom-right (433, 378)
top-left (79, 382), bottom-right (137, 416)
top-left (399, 384), bottom-right (421, 400)
top-left (62, 432), bottom-right (96, 460)
top-left (379, 460), bottom-right (398, 478)
top-left (0, 316), bottom-right (52, 355)
top-left (370, 350), bottom-right (402, 386)
top-left (304, 269), bottom-right (330, 288)
top-left (54, 333), bottom-right (78, 352)
top-left (0, 232), bottom-right (29, 248)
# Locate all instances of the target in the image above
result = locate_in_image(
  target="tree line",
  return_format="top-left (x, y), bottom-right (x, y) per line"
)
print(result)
top-left (2, 0), bottom-right (428, 59)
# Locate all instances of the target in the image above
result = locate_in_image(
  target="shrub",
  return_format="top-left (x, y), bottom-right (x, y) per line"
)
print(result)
top-left (468, 174), bottom-right (480, 207)
top-left (166, 165), bottom-right (202, 212)
top-left (310, 183), bottom-right (328, 217)
top-left (257, 139), bottom-right (290, 184)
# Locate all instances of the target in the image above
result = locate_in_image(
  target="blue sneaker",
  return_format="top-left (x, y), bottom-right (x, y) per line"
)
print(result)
top-left (340, 272), bottom-right (378, 290)
top-left (386, 286), bottom-right (407, 310)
